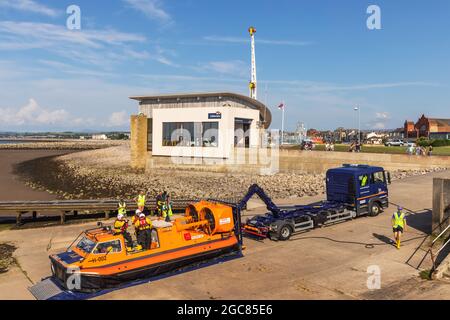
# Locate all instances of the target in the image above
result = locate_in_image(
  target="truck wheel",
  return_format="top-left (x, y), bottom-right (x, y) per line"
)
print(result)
top-left (369, 203), bottom-right (381, 217)
top-left (278, 225), bottom-right (292, 241)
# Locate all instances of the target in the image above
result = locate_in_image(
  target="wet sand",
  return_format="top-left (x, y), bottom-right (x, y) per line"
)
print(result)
top-left (0, 150), bottom-right (73, 202)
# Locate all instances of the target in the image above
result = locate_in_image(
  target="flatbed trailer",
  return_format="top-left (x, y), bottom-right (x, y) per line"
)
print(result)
top-left (241, 164), bottom-right (391, 240)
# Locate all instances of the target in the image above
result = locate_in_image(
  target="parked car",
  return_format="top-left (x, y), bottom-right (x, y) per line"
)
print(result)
top-left (300, 139), bottom-right (315, 150)
top-left (385, 139), bottom-right (404, 147)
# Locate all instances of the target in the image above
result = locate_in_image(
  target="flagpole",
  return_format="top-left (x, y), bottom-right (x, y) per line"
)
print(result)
top-left (281, 101), bottom-right (285, 145)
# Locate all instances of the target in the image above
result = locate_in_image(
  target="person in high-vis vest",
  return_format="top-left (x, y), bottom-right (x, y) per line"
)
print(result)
top-left (134, 213), bottom-right (153, 250)
top-left (118, 199), bottom-right (127, 218)
top-left (392, 206), bottom-right (407, 249)
top-left (163, 193), bottom-right (173, 222)
top-left (134, 190), bottom-right (147, 212)
top-left (113, 213), bottom-right (133, 249)
top-left (156, 192), bottom-right (165, 218)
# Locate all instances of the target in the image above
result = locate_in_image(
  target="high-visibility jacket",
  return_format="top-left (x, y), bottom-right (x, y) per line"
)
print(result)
top-left (392, 212), bottom-right (405, 228)
top-left (114, 220), bottom-right (128, 234)
top-left (162, 202), bottom-right (173, 218)
top-left (137, 195), bottom-right (146, 207)
top-left (134, 216), bottom-right (152, 231)
top-left (118, 202), bottom-right (127, 215)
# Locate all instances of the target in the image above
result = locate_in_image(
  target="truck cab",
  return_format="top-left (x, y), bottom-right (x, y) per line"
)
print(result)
top-left (326, 164), bottom-right (390, 216)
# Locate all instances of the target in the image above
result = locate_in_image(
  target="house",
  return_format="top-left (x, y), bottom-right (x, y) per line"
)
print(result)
top-left (404, 114), bottom-right (450, 140)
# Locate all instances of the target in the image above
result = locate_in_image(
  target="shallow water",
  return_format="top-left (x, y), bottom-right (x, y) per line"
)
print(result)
top-left (0, 140), bottom-right (27, 145)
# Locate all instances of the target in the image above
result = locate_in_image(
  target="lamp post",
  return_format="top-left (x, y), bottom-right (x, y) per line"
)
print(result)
top-left (354, 106), bottom-right (361, 144)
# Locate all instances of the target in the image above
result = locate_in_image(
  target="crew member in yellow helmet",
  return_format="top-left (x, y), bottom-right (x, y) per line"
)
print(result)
top-left (118, 199), bottom-right (127, 217)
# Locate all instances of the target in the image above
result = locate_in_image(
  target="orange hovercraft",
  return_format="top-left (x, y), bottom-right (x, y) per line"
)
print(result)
top-left (49, 200), bottom-right (242, 292)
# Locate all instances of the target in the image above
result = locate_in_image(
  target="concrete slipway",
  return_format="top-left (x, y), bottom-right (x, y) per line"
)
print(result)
top-left (0, 171), bottom-right (449, 300)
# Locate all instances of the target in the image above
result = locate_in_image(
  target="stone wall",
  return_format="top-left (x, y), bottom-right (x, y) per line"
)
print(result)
top-left (130, 114), bottom-right (148, 169)
top-left (277, 149), bottom-right (450, 174)
top-left (142, 148), bottom-right (450, 174)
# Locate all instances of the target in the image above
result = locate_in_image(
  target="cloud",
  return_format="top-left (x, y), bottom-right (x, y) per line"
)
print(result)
top-left (203, 60), bottom-right (248, 76)
top-left (0, 98), bottom-right (69, 126)
top-left (0, 98), bottom-right (132, 130)
top-left (263, 80), bottom-right (441, 93)
top-left (0, 0), bottom-right (58, 17)
top-left (0, 21), bottom-right (146, 49)
top-left (38, 59), bottom-right (116, 77)
top-left (123, 0), bottom-right (172, 24)
top-left (107, 111), bottom-right (129, 127)
top-left (0, 21), bottom-right (179, 68)
top-left (203, 36), bottom-right (313, 46)
top-left (368, 112), bottom-right (391, 129)
top-left (123, 49), bottom-right (151, 60)
top-left (0, 21), bottom-right (159, 69)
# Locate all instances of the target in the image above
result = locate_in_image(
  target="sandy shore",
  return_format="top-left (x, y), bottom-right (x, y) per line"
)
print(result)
top-left (0, 150), bottom-right (78, 219)
top-left (0, 150), bottom-right (74, 202)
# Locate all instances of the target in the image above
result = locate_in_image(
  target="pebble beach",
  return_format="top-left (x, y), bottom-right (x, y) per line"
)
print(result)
top-left (12, 145), bottom-right (449, 201)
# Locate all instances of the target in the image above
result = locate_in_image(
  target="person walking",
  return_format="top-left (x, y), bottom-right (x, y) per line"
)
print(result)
top-left (392, 206), bottom-right (407, 249)
top-left (416, 146), bottom-right (422, 156)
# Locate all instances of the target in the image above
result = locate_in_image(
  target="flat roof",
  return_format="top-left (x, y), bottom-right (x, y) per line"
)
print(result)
top-left (129, 92), bottom-right (272, 129)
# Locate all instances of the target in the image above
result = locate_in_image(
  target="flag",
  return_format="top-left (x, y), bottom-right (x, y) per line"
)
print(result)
top-left (277, 102), bottom-right (284, 110)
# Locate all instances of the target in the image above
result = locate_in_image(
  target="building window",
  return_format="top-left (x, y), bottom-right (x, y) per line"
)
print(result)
top-left (202, 122), bottom-right (219, 147)
top-left (162, 122), bottom-right (219, 147)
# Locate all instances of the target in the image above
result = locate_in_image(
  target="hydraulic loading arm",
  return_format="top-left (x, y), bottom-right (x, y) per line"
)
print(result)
top-left (237, 184), bottom-right (281, 216)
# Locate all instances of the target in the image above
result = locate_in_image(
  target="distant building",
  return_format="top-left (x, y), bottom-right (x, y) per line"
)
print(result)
top-left (366, 132), bottom-right (386, 145)
top-left (404, 114), bottom-right (450, 140)
top-left (92, 134), bottom-right (108, 140)
top-left (387, 128), bottom-right (405, 140)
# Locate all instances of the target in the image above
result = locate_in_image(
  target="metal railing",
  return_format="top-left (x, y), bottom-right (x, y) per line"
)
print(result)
top-left (0, 197), bottom-right (243, 226)
top-left (407, 215), bottom-right (450, 271)
top-left (430, 220), bottom-right (450, 271)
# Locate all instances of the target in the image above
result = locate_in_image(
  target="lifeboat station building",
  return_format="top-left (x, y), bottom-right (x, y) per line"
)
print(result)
top-left (129, 92), bottom-right (272, 167)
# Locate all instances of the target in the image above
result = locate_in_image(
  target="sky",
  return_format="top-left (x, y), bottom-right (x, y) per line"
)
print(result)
top-left (0, 0), bottom-right (449, 132)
